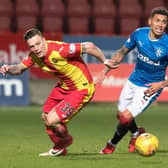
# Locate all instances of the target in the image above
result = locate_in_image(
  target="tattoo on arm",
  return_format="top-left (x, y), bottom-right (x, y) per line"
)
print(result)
top-left (112, 46), bottom-right (130, 63)
top-left (8, 64), bottom-right (27, 75)
top-left (118, 46), bottom-right (130, 56)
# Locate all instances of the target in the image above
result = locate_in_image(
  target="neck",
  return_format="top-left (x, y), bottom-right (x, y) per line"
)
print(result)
top-left (149, 31), bottom-right (163, 40)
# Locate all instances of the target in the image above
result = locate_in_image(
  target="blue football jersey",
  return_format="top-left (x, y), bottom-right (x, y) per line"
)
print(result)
top-left (125, 27), bottom-right (168, 86)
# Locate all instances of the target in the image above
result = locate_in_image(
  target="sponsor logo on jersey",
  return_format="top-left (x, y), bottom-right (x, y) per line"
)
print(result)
top-left (52, 58), bottom-right (57, 63)
top-left (155, 48), bottom-right (162, 57)
top-left (138, 54), bottom-right (160, 66)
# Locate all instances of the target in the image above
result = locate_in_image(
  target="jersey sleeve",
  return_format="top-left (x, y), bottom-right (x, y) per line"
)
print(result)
top-left (21, 55), bottom-right (34, 68)
top-left (59, 43), bottom-right (82, 58)
top-left (124, 29), bottom-right (138, 50)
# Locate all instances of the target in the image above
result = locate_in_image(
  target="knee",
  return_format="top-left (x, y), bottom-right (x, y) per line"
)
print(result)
top-left (41, 112), bottom-right (49, 126)
top-left (41, 112), bottom-right (58, 127)
top-left (41, 112), bottom-right (47, 123)
top-left (116, 111), bottom-right (133, 125)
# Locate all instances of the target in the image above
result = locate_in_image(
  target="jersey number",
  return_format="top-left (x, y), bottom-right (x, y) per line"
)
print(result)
top-left (143, 94), bottom-right (150, 101)
top-left (61, 103), bottom-right (75, 117)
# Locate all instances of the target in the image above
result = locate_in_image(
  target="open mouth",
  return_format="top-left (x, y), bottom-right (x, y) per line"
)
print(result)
top-left (155, 28), bottom-right (163, 34)
top-left (36, 51), bottom-right (42, 56)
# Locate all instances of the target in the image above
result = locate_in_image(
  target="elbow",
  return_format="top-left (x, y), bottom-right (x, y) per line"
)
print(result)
top-left (84, 42), bottom-right (97, 51)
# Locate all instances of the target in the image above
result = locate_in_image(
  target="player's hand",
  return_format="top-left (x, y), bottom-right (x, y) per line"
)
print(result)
top-left (0, 65), bottom-right (10, 76)
top-left (144, 82), bottom-right (163, 96)
top-left (104, 59), bottom-right (120, 69)
top-left (94, 70), bottom-right (106, 84)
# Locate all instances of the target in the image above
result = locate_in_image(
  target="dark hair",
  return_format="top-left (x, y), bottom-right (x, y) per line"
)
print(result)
top-left (23, 28), bottom-right (42, 41)
top-left (150, 7), bottom-right (168, 18)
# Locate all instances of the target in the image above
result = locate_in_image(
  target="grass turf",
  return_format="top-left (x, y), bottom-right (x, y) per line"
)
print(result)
top-left (0, 103), bottom-right (168, 168)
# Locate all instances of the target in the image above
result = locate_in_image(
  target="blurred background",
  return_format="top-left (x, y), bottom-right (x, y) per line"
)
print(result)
top-left (0, 0), bottom-right (168, 35)
top-left (0, 0), bottom-right (168, 105)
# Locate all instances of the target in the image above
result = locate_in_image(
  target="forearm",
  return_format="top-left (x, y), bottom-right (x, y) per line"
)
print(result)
top-left (7, 65), bottom-right (23, 75)
top-left (162, 80), bottom-right (168, 88)
top-left (110, 47), bottom-right (128, 64)
top-left (0, 63), bottom-right (27, 75)
top-left (101, 66), bottom-right (111, 75)
top-left (103, 48), bottom-right (128, 75)
top-left (93, 46), bottom-right (107, 63)
top-left (87, 46), bottom-right (106, 63)
top-left (82, 42), bottom-right (106, 63)
top-left (90, 47), bottom-right (122, 75)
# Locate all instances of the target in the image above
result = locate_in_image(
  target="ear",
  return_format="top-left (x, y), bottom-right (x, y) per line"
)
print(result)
top-left (148, 18), bottom-right (151, 26)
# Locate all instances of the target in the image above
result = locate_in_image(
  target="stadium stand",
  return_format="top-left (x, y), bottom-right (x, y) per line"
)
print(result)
top-left (0, 0), bottom-right (14, 33)
top-left (1, 0), bottom-right (167, 35)
top-left (118, 0), bottom-right (143, 35)
top-left (143, 0), bottom-right (166, 18)
top-left (40, 0), bottom-right (65, 34)
top-left (15, 0), bottom-right (40, 32)
top-left (92, 0), bottom-right (117, 35)
top-left (66, 0), bottom-right (91, 34)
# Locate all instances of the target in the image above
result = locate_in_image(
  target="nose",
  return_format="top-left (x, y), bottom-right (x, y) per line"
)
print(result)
top-left (33, 45), bottom-right (39, 52)
top-left (159, 22), bottom-right (163, 27)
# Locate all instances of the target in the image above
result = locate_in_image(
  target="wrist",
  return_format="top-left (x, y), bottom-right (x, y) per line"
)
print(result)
top-left (103, 59), bottom-right (109, 65)
top-left (102, 67), bottom-right (110, 75)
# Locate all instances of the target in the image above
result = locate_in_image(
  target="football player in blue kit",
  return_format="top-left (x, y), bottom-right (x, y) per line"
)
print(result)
top-left (98, 7), bottom-right (168, 154)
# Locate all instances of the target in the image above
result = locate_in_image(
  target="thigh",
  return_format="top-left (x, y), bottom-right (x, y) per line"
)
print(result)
top-left (43, 87), bottom-right (93, 124)
top-left (43, 86), bottom-right (63, 113)
top-left (127, 85), bottom-right (162, 117)
top-left (118, 80), bottom-right (135, 112)
top-left (55, 89), bottom-right (92, 123)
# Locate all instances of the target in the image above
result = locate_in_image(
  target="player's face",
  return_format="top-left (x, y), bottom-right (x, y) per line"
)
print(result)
top-left (148, 14), bottom-right (168, 39)
top-left (26, 34), bottom-right (46, 58)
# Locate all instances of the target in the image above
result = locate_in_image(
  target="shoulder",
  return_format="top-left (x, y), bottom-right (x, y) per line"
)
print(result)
top-left (47, 40), bottom-right (64, 47)
top-left (46, 40), bottom-right (64, 51)
top-left (47, 40), bottom-right (63, 44)
top-left (133, 27), bottom-right (150, 35)
top-left (128, 27), bottom-right (149, 42)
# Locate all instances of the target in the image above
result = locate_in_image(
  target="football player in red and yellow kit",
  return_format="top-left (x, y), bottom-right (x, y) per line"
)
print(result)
top-left (0, 28), bottom-right (112, 156)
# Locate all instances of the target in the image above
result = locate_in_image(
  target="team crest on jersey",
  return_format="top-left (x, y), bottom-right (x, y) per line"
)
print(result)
top-left (52, 58), bottom-right (57, 63)
top-left (155, 48), bottom-right (162, 57)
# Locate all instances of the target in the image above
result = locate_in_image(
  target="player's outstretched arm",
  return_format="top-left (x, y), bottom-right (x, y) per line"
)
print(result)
top-left (81, 42), bottom-right (106, 63)
top-left (0, 63), bottom-right (28, 76)
top-left (100, 45), bottom-right (130, 75)
top-left (82, 42), bottom-right (122, 69)
top-left (94, 45), bottom-right (130, 84)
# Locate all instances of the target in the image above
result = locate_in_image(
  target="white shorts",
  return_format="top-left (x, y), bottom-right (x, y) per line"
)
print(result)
top-left (118, 80), bottom-right (162, 117)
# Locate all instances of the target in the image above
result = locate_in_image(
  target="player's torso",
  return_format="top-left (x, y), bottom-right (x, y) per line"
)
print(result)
top-left (31, 41), bottom-right (93, 90)
top-left (129, 28), bottom-right (168, 86)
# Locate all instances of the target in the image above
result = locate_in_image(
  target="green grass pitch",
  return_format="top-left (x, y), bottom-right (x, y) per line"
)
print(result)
top-left (0, 103), bottom-right (168, 168)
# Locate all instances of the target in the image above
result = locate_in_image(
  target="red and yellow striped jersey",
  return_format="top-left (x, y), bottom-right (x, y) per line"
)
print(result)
top-left (22, 40), bottom-right (94, 91)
